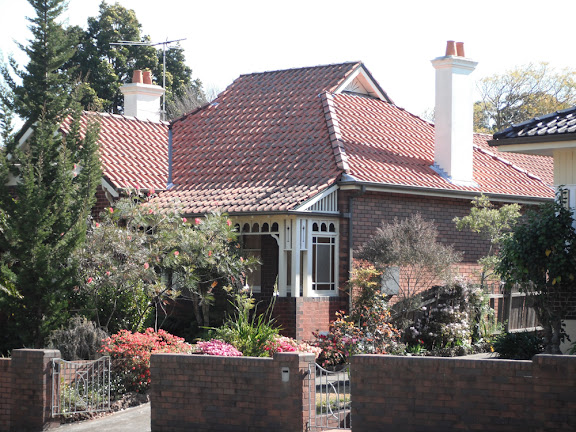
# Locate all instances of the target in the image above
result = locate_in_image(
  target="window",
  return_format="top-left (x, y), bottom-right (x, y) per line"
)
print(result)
top-left (312, 235), bottom-right (336, 291)
top-left (242, 235), bottom-right (261, 292)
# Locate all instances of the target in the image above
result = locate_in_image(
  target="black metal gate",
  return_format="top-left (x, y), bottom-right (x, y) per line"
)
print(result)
top-left (308, 362), bottom-right (351, 430)
top-left (51, 356), bottom-right (111, 417)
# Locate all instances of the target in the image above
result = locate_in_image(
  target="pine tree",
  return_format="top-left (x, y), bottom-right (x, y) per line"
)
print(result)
top-left (0, 0), bottom-right (101, 351)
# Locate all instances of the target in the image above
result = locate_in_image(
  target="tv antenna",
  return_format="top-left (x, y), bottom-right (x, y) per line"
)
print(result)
top-left (110, 38), bottom-right (186, 120)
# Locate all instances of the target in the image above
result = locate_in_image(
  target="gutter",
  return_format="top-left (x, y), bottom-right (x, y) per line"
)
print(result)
top-left (338, 181), bottom-right (553, 205)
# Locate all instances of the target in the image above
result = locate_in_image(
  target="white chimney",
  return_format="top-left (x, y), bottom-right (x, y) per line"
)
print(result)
top-left (120, 70), bottom-right (165, 122)
top-left (431, 41), bottom-right (478, 185)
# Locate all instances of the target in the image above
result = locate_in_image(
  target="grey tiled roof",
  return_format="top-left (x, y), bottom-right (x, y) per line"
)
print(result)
top-left (493, 107), bottom-right (576, 140)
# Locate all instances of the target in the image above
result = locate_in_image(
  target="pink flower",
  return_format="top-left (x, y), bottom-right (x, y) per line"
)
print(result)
top-left (144, 263), bottom-right (149, 269)
top-left (226, 219), bottom-right (232, 227)
top-left (174, 251), bottom-right (179, 256)
top-left (87, 277), bottom-right (93, 284)
top-left (195, 218), bottom-right (202, 225)
top-left (95, 222), bottom-right (100, 228)
top-left (105, 271), bottom-right (111, 276)
top-left (109, 207), bottom-right (114, 213)
top-left (182, 217), bottom-right (187, 223)
top-left (208, 251), bottom-right (212, 257)
top-left (240, 257), bottom-right (244, 262)
top-left (148, 209), bottom-right (154, 214)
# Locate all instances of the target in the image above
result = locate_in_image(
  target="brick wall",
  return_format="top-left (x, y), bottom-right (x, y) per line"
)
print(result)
top-left (273, 297), bottom-right (348, 341)
top-left (351, 354), bottom-right (576, 431)
top-left (3, 349), bottom-right (61, 432)
top-left (91, 185), bottom-right (112, 220)
top-left (0, 358), bottom-right (11, 431)
top-left (339, 190), bottom-right (531, 294)
top-left (150, 352), bottom-right (315, 432)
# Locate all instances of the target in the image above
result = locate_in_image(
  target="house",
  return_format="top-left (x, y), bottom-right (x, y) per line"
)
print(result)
top-left (490, 107), bottom-right (576, 351)
top-left (152, 41), bottom-right (554, 340)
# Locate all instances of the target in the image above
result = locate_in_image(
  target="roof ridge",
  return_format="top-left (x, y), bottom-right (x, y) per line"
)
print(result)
top-left (474, 144), bottom-right (552, 188)
top-left (90, 111), bottom-right (169, 126)
top-left (319, 92), bottom-right (350, 173)
top-left (237, 61), bottom-right (362, 79)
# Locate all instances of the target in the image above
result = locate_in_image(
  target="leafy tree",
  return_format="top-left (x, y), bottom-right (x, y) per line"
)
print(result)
top-left (1, 0), bottom-right (78, 124)
top-left (474, 62), bottom-right (576, 133)
top-left (358, 213), bottom-right (461, 329)
top-left (496, 194), bottom-right (576, 354)
top-left (454, 195), bottom-right (521, 289)
top-left (67, 1), bottom-right (202, 116)
top-left (76, 193), bottom-right (257, 334)
top-left (0, 0), bottom-right (101, 352)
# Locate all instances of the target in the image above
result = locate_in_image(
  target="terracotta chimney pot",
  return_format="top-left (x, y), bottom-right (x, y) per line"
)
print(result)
top-left (143, 70), bottom-right (152, 85)
top-left (456, 42), bottom-right (465, 57)
top-left (132, 70), bottom-right (143, 83)
top-left (445, 40), bottom-right (457, 56)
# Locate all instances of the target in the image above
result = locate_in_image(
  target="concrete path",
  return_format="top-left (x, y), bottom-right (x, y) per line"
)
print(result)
top-left (57, 403), bottom-right (151, 432)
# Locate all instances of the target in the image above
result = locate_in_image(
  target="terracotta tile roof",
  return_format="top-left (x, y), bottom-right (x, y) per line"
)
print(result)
top-left (493, 107), bottom-right (576, 141)
top-left (156, 62), bottom-right (362, 214)
top-left (332, 93), bottom-right (554, 198)
top-left (155, 62), bottom-right (553, 215)
top-left (61, 112), bottom-right (169, 191)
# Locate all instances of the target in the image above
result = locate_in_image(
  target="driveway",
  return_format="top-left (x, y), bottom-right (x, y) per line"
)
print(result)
top-left (57, 403), bottom-right (150, 432)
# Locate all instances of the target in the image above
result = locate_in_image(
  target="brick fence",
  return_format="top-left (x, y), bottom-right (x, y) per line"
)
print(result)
top-left (0, 349), bottom-right (61, 432)
top-left (150, 351), bottom-right (315, 432)
top-left (352, 354), bottom-right (576, 432)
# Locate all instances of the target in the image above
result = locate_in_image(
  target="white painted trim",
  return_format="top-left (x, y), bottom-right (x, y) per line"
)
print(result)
top-left (294, 185), bottom-right (339, 213)
top-left (334, 66), bottom-right (388, 101)
top-left (496, 140), bottom-right (576, 156)
top-left (101, 178), bottom-right (119, 198)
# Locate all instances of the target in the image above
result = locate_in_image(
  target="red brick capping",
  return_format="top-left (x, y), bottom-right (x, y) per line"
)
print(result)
top-left (0, 358), bottom-right (11, 431)
top-left (150, 351), bottom-right (315, 432)
top-left (351, 354), bottom-right (576, 432)
top-left (9, 349), bottom-right (61, 432)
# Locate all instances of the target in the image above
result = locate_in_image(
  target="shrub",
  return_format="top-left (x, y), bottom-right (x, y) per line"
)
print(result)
top-left (46, 316), bottom-right (108, 360)
top-left (196, 340), bottom-right (243, 356)
top-left (313, 306), bottom-right (401, 368)
top-left (264, 335), bottom-right (322, 358)
top-left (99, 328), bottom-right (191, 394)
top-left (492, 331), bottom-right (543, 359)
top-left (209, 290), bottom-right (279, 357)
top-left (405, 280), bottom-right (497, 353)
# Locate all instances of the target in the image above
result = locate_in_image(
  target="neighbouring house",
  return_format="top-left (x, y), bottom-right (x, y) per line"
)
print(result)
top-left (490, 107), bottom-right (576, 351)
top-left (154, 41), bottom-right (554, 340)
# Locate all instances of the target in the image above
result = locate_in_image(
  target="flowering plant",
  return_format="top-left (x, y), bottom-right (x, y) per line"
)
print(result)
top-left (100, 328), bottom-right (191, 394)
top-left (263, 335), bottom-right (322, 358)
top-left (196, 339), bottom-right (243, 356)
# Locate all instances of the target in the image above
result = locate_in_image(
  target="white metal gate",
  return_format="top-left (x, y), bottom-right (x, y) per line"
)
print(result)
top-left (308, 363), bottom-right (351, 430)
top-left (51, 356), bottom-right (111, 417)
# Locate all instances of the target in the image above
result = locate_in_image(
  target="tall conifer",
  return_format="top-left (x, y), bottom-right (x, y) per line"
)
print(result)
top-left (0, 0), bottom-right (101, 350)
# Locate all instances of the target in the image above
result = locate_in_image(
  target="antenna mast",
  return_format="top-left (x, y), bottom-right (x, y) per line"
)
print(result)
top-left (110, 38), bottom-right (186, 120)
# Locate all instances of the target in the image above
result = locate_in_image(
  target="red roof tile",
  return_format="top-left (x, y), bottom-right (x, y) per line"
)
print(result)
top-left (155, 62), bottom-right (553, 215)
top-left (61, 113), bottom-right (168, 192)
top-left (156, 63), bottom-right (361, 214)
top-left (333, 93), bottom-right (553, 198)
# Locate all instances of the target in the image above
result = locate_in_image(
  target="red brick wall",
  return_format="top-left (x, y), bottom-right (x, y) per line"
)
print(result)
top-left (351, 354), bottom-right (576, 431)
top-left (150, 352), bottom-right (315, 432)
top-left (8, 349), bottom-right (61, 431)
top-left (0, 358), bottom-right (11, 431)
top-left (340, 190), bottom-right (531, 291)
top-left (273, 297), bottom-right (348, 341)
top-left (91, 185), bottom-right (112, 220)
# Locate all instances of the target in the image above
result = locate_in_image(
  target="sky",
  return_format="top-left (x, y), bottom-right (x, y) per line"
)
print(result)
top-left (1, 0), bottom-right (576, 117)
